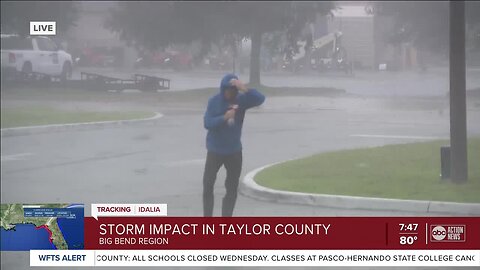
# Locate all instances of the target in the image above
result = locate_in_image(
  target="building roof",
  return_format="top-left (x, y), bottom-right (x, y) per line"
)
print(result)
top-left (332, 5), bottom-right (373, 18)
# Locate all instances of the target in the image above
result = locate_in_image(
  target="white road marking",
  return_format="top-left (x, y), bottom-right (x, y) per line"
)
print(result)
top-left (1, 112), bottom-right (163, 136)
top-left (350, 134), bottom-right (445, 140)
top-left (1, 153), bottom-right (34, 162)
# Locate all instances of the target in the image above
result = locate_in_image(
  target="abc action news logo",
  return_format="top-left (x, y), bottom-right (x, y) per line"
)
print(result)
top-left (430, 225), bottom-right (466, 242)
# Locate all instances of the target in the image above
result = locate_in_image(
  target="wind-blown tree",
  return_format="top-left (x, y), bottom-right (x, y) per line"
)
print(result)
top-left (374, 2), bottom-right (449, 55)
top-left (227, 2), bottom-right (334, 85)
top-left (106, 1), bottom-right (334, 85)
top-left (374, 1), bottom-right (480, 55)
top-left (0, 1), bottom-right (79, 37)
top-left (105, 2), bottom-right (231, 65)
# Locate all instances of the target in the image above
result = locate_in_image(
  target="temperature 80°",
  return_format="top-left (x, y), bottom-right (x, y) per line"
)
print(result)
top-left (400, 236), bottom-right (418, 245)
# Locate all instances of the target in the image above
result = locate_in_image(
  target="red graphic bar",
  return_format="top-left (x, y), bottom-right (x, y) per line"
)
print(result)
top-left (84, 217), bottom-right (480, 250)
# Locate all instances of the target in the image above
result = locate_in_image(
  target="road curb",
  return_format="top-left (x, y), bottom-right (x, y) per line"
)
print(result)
top-left (240, 161), bottom-right (480, 215)
top-left (1, 112), bottom-right (164, 137)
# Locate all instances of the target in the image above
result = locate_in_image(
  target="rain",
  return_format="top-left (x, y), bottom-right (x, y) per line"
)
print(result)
top-left (1, 1), bottom-right (480, 269)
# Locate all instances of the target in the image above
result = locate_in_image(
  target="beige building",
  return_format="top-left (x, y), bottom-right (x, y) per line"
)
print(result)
top-left (327, 1), bottom-right (417, 70)
top-left (329, 2), bottom-right (376, 68)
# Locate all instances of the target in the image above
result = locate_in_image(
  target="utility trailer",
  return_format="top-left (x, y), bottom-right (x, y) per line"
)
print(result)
top-left (78, 72), bottom-right (137, 91)
top-left (1, 70), bottom-right (171, 92)
top-left (133, 74), bottom-right (170, 92)
top-left (78, 72), bottom-right (170, 92)
top-left (1, 71), bottom-right (63, 88)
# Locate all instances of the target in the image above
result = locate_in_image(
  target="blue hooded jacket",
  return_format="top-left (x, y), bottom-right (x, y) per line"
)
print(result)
top-left (204, 74), bottom-right (265, 155)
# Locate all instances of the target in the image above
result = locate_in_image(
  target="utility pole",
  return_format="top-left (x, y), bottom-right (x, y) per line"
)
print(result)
top-left (449, 0), bottom-right (468, 183)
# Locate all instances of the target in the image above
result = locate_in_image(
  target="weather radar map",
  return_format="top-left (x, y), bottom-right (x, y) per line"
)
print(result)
top-left (1, 203), bottom-right (84, 251)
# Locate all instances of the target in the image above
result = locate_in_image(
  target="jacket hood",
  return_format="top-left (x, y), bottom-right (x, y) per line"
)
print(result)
top-left (220, 73), bottom-right (239, 94)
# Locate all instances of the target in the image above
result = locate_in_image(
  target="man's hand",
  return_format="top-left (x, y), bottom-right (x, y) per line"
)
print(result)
top-left (224, 109), bottom-right (236, 121)
top-left (230, 79), bottom-right (248, 93)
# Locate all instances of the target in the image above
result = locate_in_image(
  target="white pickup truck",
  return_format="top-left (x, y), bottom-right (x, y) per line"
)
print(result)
top-left (1, 34), bottom-right (73, 80)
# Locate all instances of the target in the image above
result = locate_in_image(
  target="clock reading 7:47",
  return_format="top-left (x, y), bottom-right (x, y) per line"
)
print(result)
top-left (399, 223), bottom-right (419, 231)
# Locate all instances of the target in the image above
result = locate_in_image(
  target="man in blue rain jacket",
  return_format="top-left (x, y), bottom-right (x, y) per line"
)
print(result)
top-left (203, 73), bottom-right (265, 216)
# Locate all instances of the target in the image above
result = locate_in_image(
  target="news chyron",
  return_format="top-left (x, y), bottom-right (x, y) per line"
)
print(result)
top-left (0, 204), bottom-right (84, 251)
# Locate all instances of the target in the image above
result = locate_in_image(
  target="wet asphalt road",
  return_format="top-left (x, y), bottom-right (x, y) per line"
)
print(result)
top-left (1, 69), bottom-right (480, 270)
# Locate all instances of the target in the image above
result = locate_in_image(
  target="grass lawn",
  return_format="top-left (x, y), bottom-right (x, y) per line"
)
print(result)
top-left (1, 107), bottom-right (154, 128)
top-left (183, 85), bottom-right (346, 98)
top-left (1, 84), bottom-right (344, 128)
top-left (1, 84), bottom-right (345, 105)
top-left (152, 85), bottom-right (345, 105)
top-left (255, 138), bottom-right (480, 203)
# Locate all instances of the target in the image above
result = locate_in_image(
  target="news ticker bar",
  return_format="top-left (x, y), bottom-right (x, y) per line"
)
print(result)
top-left (84, 217), bottom-right (480, 250)
top-left (30, 250), bottom-right (480, 267)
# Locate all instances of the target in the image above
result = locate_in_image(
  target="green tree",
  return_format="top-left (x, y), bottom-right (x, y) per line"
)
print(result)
top-left (1, 1), bottom-right (79, 37)
top-left (374, 1), bottom-right (480, 54)
top-left (374, 2), bottom-right (449, 54)
top-left (106, 2), bottom-right (334, 85)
